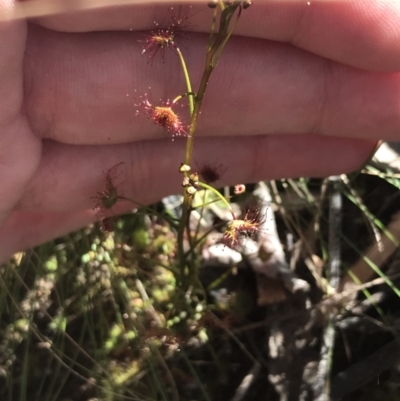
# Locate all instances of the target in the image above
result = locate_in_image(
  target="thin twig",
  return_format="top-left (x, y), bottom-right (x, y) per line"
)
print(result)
top-left (314, 176), bottom-right (342, 401)
top-left (230, 362), bottom-right (261, 401)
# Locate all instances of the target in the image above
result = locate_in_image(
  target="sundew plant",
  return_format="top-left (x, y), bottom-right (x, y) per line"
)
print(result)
top-left (96, 1), bottom-right (258, 290)
top-left (6, 2), bottom-right (400, 401)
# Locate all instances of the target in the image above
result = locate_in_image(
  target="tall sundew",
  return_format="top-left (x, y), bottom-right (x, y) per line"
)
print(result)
top-left (139, 6), bottom-right (196, 64)
top-left (221, 208), bottom-right (266, 249)
top-left (135, 93), bottom-right (189, 139)
top-left (92, 163), bottom-right (125, 230)
top-left (140, 22), bottom-right (176, 64)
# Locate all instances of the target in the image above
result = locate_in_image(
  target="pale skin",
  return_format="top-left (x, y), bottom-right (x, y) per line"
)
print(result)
top-left (0, 0), bottom-right (399, 261)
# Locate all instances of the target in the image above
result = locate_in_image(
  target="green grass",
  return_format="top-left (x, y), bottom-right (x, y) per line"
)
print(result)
top-left (3, 165), bottom-right (400, 401)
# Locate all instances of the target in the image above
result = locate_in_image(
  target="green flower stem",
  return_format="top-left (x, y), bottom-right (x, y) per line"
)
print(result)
top-left (207, 6), bottom-right (219, 52)
top-left (191, 197), bottom-right (226, 210)
top-left (176, 4), bottom-right (241, 286)
top-left (184, 4), bottom-right (241, 167)
top-left (177, 194), bottom-right (190, 283)
top-left (176, 47), bottom-right (194, 116)
top-left (177, 60), bottom-right (214, 283)
top-left (198, 182), bottom-right (236, 219)
top-left (172, 92), bottom-right (196, 106)
top-left (212, 5), bottom-right (242, 67)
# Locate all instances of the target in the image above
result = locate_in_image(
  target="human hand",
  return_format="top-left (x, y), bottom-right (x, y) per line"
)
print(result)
top-left (0, 0), bottom-right (397, 261)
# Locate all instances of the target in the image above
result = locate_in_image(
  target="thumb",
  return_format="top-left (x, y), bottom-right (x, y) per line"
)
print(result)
top-left (0, 0), bottom-right (41, 225)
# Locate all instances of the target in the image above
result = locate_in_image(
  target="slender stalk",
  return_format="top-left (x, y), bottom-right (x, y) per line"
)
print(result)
top-left (198, 182), bottom-right (235, 219)
top-left (212, 5), bottom-right (241, 67)
top-left (207, 6), bottom-right (219, 52)
top-left (175, 47), bottom-right (194, 115)
top-left (177, 49), bottom-right (214, 284)
top-left (315, 176), bottom-right (342, 400)
top-left (172, 91), bottom-right (196, 108)
top-left (176, 3), bottom-right (242, 287)
top-left (184, 4), bottom-right (241, 165)
top-left (194, 189), bottom-right (208, 243)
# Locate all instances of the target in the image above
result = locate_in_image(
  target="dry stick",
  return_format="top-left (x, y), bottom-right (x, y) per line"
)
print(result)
top-left (340, 210), bottom-right (400, 292)
top-left (231, 272), bottom-right (400, 336)
top-left (230, 362), bottom-right (261, 401)
top-left (207, 311), bottom-right (260, 366)
top-left (331, 338), bottom-right (400, 400)
top-left (341, 174), bottom-right (383, 251)
top-left (269, 180), bottom-right (330, 293)
top-left (314, 176), bottom-right (342, 401)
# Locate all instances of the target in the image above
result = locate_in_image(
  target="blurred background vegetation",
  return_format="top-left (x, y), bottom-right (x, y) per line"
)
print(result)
top-left (3, 143), bottom-right (400, 401)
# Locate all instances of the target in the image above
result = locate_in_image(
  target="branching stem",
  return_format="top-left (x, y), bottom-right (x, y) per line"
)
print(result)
top-left (176, 3), bottom-right (242, 286)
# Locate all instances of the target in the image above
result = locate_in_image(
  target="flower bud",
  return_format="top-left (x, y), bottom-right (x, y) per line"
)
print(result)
top-left (186, 186), bottom-right (197, 196)
top-left (179, 163), bottom-right (191, 173)
top-left (234, 184), bottom-right (246, 195)
top-left (189, 172), bottom-right (199, 183)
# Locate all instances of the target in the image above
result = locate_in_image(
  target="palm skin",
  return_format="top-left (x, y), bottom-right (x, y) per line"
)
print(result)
top-left (1, 0), bottom-right (399, 260)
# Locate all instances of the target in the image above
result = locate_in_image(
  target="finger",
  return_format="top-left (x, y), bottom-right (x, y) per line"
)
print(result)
top-left (24, 25), bottom-right (400, 145)
top-left (24, 0), bottom-right (400, 71)
top-left (3, 134), bottom-right (375, 262)
top-left (17, 135), bottom-right (376, 212)
top-left (0, 2), bottom-right (42, 225)
top-left (0, 209), bottom-right (96, 263)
